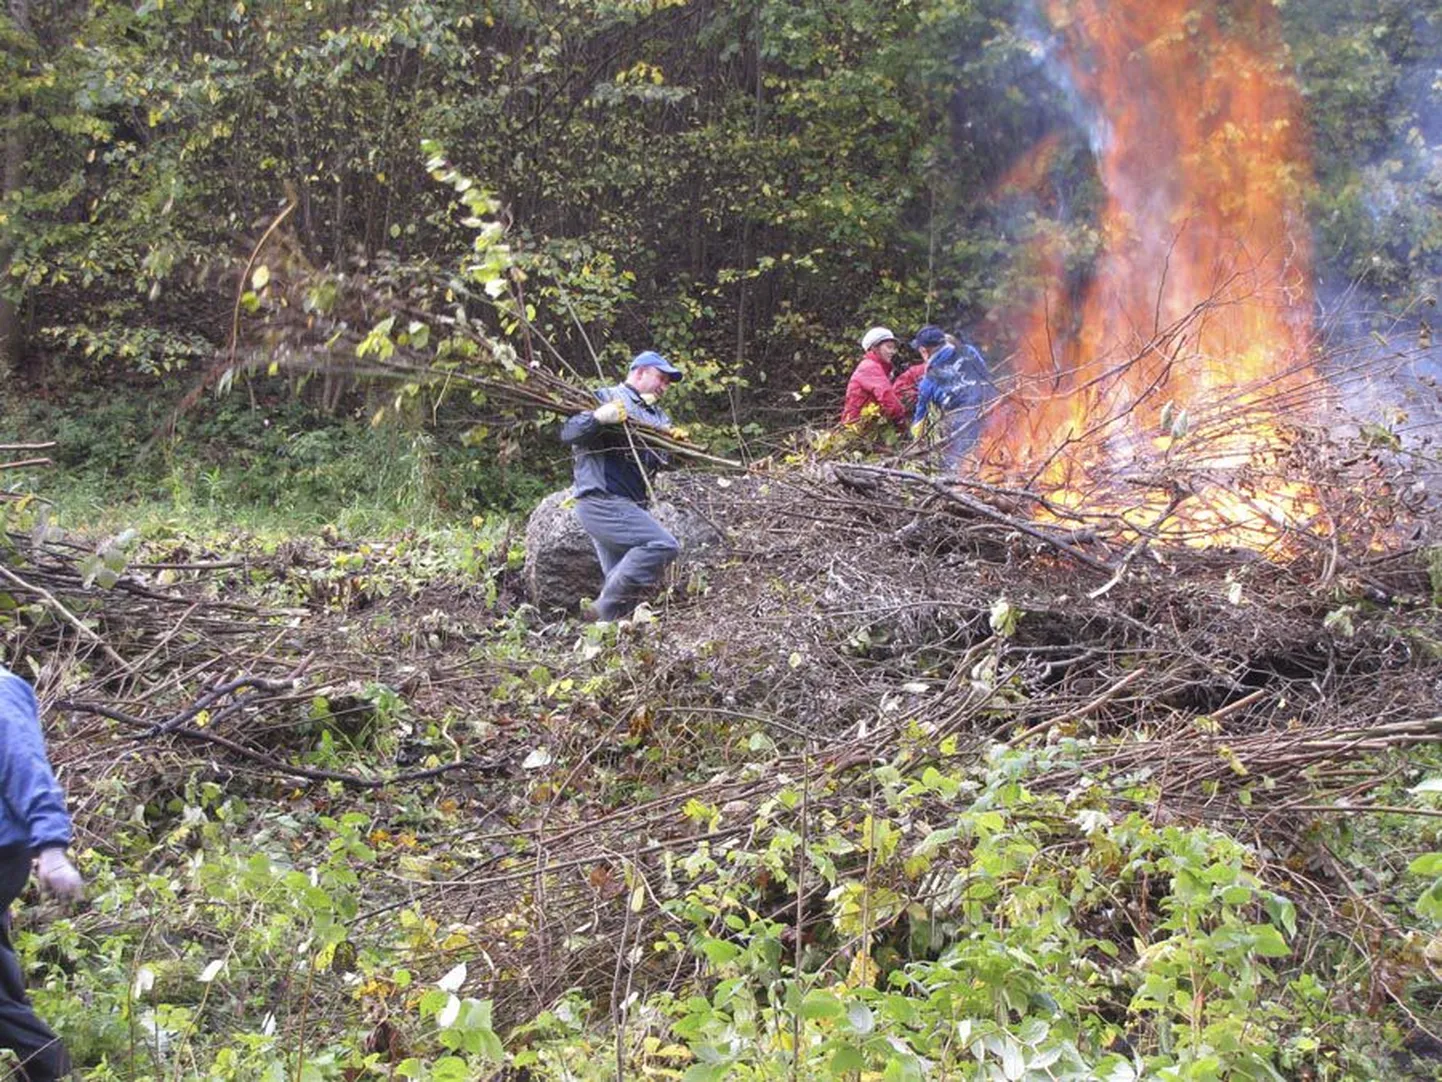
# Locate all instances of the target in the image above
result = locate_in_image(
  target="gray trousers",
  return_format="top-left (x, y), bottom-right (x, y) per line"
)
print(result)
top-left (0, 854), bottom-right (69, 1081)
top-left (574, 494), bottom-right (681, 620)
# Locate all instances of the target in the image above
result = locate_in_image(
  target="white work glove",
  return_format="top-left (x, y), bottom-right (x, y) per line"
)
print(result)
top-left (592, 400), bottom-right (627, 425)
top-left (35, 847), bottom-right (84, 901)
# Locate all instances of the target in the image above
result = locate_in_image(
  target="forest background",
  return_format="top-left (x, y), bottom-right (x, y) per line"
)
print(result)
top-left (2, 0), bottom-right (1439, 520)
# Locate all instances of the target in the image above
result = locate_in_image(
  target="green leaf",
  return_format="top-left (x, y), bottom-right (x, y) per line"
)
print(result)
top-left (1408, 852), bottom-right (1442, 876)
top-left (698, 938), bottom-right (741, 967)
top-left (989, 597), bottom-right (1021, 638)
top-left (1417, 882), bottom-right (1442, 921)
top-left (1264, 893), bottom-right (1297, 937)
top-left (430, 1058), bottom-right (469, 1082)
top-left (828, 1043), bottom-right (865, 1075)
top-left (251, 264), bottom-right (270, 290)
top-left (1249, 923), bottom-right (1291, 958)
top-left (846, 1001), bottom-right (874, 1035)
top-left (476, 1025), bottom-right (503, 1061)
top-left (1001, 1040), bottom-right (1025, 1081)
top-left (1323, 606), bottom-right (1356, 637)
top-left (800, 988), bottom-right (846, 1020)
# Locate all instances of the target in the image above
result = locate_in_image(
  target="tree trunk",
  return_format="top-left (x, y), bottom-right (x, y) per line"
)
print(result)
top-left (0, 0), bottom-right (32, 382)
top-left (734, 0), bottom-right (764, 369)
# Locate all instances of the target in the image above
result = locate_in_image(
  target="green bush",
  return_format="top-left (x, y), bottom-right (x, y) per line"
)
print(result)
top-left (1, 381), bottom-right (562, 526)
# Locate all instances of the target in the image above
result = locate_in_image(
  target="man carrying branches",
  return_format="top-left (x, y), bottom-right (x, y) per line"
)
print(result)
top-left (561, 351), bottom-right (688, 622)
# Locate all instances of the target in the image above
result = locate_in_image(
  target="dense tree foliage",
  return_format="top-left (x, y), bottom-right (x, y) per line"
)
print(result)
top-left (1286, 2), bottom-right (1442, 297)
top-left (0, 0), bottom-right (1439, 467)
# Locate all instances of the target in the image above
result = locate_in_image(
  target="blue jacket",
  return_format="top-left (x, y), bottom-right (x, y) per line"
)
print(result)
top-left (0, 668), bottom-right (72, 855)
top-left (560, 383), bottom-right (673, 506)
top-left (912, 343), bottom-right (992, 424)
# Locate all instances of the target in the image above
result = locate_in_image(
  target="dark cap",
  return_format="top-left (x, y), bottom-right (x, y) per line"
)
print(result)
top-left (911, 325), bottom-right (947, 350)
top-left (628, 350), bottom-right (684, 381)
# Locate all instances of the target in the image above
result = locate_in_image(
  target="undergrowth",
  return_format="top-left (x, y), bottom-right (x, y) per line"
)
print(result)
top-left (18, 708), bottom-right (1426, 1082)
top-left (1, 377), bottom-right (561, 530)
top-left (2, 458), bottom-right (1441, 1080)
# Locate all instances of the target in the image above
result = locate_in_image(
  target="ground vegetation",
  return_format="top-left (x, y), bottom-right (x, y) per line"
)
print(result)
top-left (4, 401), bottom-right (1442, 1077)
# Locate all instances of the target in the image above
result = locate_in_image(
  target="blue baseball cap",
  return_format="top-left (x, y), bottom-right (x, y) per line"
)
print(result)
top-left (629, 350), bottom-right (684, 381)
top-left (911, 325), bottom-right (947, 350)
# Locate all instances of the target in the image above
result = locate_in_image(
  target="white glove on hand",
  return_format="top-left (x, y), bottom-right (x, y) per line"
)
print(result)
top-left (592, 400), bottom-right (627, 425)
top-left (36, 848), bottom-right (83, 901)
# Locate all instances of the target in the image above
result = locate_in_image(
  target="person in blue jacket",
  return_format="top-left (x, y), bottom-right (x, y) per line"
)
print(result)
top-left (908, 325), bottom-right (993, 466)
top-left (0, 666), bottom-right (83, 1081)
top-left (560, 351), bottom-right (688, 622)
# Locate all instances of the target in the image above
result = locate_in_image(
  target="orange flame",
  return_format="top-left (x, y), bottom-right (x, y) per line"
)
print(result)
top-left (982, 0), bottom-right (1322, 551)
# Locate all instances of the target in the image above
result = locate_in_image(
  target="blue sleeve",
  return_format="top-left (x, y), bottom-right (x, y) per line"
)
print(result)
top-left (560, 411), bottom-right (602, 446)
top-left (559, 388), bottom-right (612, 446)
top-left (0, 672), bottom-right (72, 851)
top-left (913, 378), bottom-right (936, 425)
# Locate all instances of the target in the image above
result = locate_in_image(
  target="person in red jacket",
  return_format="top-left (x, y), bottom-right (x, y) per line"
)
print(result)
top-left (840, 326), bottom-right (907, 429)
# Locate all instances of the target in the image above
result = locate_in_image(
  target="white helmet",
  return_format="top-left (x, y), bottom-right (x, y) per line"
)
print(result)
top-left (860, 326), bottom-right (897, 351)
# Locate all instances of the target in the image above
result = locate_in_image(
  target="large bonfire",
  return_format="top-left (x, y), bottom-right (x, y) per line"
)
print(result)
top-left (986, 0), bottom-right (1327, 554)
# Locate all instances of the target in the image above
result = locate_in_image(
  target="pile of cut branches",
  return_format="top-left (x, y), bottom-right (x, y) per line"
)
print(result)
top-left (407, 439), bottom-right (1442, 1017)
top-left (6, 417), bottom-right (1442, 1043)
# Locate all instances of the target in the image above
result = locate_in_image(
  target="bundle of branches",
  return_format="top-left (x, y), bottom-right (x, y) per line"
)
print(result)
top-left (16, 319), bottom-right (1442, 1035)
top-left (0, 528), bottom-right (271, 675)
top-left (0, 525), bottom-right (543, 818)
top-left (199, 209), bottom-right (739, 468)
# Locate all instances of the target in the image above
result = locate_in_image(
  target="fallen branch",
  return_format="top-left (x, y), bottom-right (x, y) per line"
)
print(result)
top-left (839, 464), bottom-right (1116, 573)
top-left (0, 564), bottom-right (129, 669)
top-left (1007, 667), bottom-right (1149, 747)
top-left (60, 699), bottom-right (505, 789)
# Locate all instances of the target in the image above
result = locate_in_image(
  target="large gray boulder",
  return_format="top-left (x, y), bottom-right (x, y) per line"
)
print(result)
top-left (523, 489), bottom-right (725, 614)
